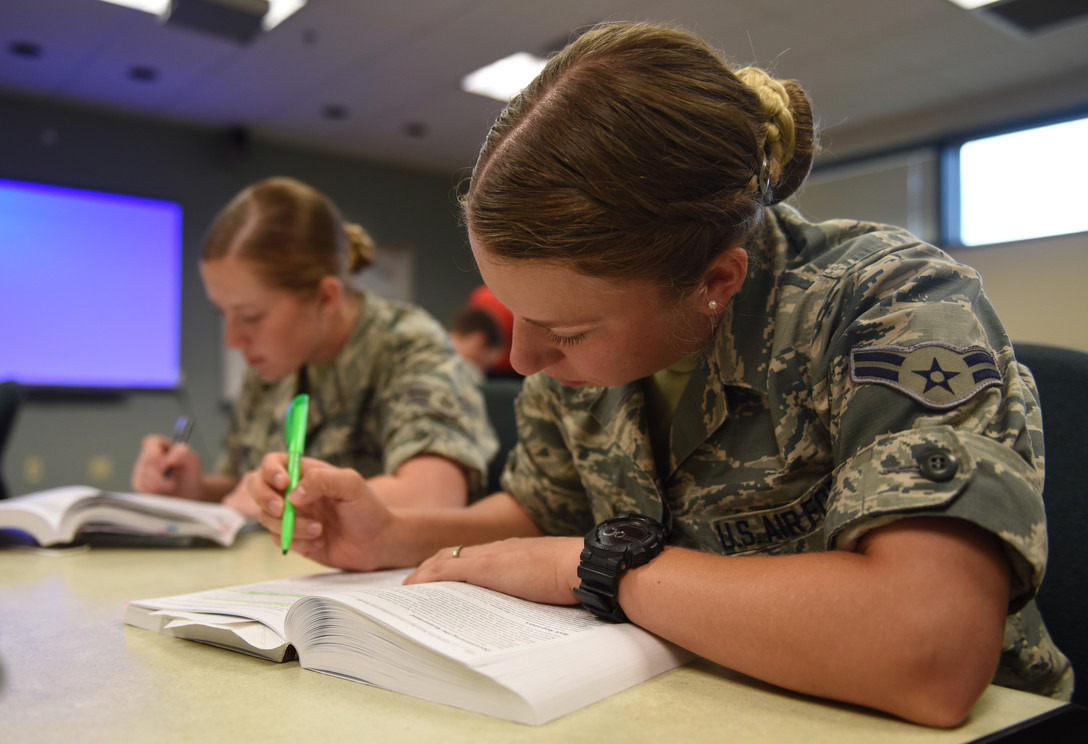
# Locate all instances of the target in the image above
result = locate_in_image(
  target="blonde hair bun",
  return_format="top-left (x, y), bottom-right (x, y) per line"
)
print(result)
top-left (343, 222), bottom-right (375, 273)
top-left (735, 67), bottom-right (796, 167)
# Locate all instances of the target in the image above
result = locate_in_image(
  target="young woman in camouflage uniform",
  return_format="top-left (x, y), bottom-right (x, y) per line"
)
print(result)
top-left (131, 177), bottom-right (496, 517)
top-left (247, 24), bottom-right (1071, 725)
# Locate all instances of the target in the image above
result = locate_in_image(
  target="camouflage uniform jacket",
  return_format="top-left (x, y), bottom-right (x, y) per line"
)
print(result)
top-left (501, 204), bottom-right (1072, 699)
top-left (218, 292), bottom-right (498, 498)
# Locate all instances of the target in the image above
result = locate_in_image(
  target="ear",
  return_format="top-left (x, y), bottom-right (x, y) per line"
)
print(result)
top-left (315, 275), bottom-right (343, 315)
top-left (702, 247), bottom-right (748, 315)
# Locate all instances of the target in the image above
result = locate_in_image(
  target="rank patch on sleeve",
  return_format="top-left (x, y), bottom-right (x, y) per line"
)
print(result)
top-left (849, 342), bottom-right (1003, 409)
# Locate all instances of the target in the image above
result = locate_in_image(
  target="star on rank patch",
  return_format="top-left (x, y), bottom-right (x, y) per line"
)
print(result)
top-left (849, 342), bottom-right (1003, 409)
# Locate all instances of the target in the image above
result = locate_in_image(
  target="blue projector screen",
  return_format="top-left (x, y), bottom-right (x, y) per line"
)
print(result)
top-left (0, 177), bottom-right (183, 390)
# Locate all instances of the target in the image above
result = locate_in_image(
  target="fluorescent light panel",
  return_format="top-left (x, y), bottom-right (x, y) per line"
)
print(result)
top-left (96, 0), bottom-right (305, 29)
top-left (99, 0), bottom-right (169, 12)
top-left (946, 0), bottom-right (1003, 9)
top-left (263, 0), bottom-right (306, 30)
top-left (462, 52), bottom-right (547, 102)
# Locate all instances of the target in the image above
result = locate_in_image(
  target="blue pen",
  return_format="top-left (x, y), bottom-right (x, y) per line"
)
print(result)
top-left (281, 394), bottom-right (309, 555)
top-left (163, 415), bottom-right (194, 479)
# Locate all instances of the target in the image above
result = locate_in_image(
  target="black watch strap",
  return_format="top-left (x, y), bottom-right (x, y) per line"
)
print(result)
top-left (572, 548), bottom-right (629, 622)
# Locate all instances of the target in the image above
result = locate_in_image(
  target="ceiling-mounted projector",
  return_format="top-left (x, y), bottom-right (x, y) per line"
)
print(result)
top-left (162, 0), bottom-right (270, 43)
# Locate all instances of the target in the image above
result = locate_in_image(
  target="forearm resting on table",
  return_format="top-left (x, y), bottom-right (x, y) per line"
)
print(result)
top-left (368, 455), bottom-right (471, 509)
top-left (195, 473), bottom-right (239, 502)
top-left (616, 517), bottom-right (1011, 728)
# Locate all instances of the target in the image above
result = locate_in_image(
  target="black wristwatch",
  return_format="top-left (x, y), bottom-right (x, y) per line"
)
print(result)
top-left (573, 512), bottom-right (668, 623)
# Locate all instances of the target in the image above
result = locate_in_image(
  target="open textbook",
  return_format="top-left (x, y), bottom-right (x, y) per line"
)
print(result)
top-left (0, 485), bottom-right (246, 547)
top-left (124, 570), bottom-right (694, 725)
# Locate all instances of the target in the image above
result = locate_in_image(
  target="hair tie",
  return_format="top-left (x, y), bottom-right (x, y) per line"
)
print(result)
top-left (759, 157), bottom-right (771, 200)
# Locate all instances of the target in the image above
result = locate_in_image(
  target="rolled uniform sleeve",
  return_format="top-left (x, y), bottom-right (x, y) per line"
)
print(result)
top-left (802, 234), bottom-right (1071, 698)
top-left (343, 298), bottom-right (497, 498)
top-left (376, 348), bottom-right (498, 496)
top-left (826, 422), bottom-right (1045, 608)
top-left (810, 243), bottom-right (1047, 611)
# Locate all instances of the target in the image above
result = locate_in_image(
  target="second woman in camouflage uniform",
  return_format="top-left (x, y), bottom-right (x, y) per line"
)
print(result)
top-left (131, 177), bottom-right (496, 516)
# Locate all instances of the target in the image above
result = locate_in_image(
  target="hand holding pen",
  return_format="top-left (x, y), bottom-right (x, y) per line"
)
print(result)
top-left (163, 415), bottom-right (194, 479)
top-left (131, 414), bottom-right (201, 498)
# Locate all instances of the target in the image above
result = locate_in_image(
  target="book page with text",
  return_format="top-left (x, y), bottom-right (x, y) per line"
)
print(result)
top-left (130, 570), bottom-right (411, 636)
top-left (288, 580), bottom-right (692, 725)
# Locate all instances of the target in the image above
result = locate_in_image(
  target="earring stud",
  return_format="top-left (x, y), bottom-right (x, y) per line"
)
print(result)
top-left (708, 300), bottom-right (719, 311)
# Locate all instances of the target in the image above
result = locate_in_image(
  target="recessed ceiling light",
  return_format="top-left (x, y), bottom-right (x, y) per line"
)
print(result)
top-left (461, 52), bottom-right (547, 102)
top-left (322, 104), bottom-right (349, 121)
top-left (9, 41), bottom-right (43, 58)
top-left (129, 65), bottom-right (159, 82)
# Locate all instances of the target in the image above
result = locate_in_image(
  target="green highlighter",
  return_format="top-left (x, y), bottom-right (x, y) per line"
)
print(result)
top-left (281, 393), bottom-right (309, 555)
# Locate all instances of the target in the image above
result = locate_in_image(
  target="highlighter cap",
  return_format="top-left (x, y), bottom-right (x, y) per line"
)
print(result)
top-left (285, 394), bottom-right (309, 453)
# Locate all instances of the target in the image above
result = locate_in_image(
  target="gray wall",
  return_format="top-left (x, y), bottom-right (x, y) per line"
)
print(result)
top-left (1, 91), bottom-right (483, 497)
top-left (790, 146), bottom-right (1088, 355)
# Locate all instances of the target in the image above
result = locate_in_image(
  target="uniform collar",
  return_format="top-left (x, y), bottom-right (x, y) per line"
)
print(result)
top-left (557, 278), bottom-right (779, 475)
top-left (265, 291), bottom-right (370, 434)
top-left (577, 213), bottom-right (788, 472)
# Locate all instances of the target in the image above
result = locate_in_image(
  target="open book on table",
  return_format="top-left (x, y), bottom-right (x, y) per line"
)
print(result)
top-left (124, 570), bottom-right (694, 725)
top-left (0, 485), bottom-right (247, 547)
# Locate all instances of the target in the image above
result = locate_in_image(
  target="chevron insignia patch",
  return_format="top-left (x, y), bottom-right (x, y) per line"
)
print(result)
top-left (849, 342), bottom-right (1003, 410)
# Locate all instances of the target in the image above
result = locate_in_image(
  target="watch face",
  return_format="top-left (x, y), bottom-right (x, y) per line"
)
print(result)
top-left (597, 516), bottom-right (650, 547)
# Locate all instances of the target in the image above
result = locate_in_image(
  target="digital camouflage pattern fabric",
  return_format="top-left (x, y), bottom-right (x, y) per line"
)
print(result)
top-left (501, 204), bottom-right (1072, 699)
top-left (219, 293), bottom-right (498, 498)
